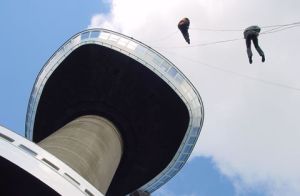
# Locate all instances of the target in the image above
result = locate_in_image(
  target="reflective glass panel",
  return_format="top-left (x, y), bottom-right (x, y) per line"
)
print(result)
top-left (81, 32), bottom-right (90, 40)
top-left (90, 31), bottom-right (100, 38)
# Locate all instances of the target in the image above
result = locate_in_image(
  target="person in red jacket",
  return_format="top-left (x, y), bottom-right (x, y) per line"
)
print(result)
top-left (244, 25), bottom-right (265, 64)
top-left (178, 18), bottom-right (190, 44)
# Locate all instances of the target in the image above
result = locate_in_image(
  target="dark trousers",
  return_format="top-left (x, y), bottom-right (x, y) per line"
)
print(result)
top-left (246, 35), bottom-right (264, 59)
top-left (179, 28), bottom-right (190, 44)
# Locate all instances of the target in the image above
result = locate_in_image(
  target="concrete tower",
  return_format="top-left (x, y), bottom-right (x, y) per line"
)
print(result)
top-left (0, 29), bottom-right (204, 196)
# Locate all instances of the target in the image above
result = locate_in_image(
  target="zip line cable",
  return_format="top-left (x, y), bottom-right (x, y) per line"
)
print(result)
top-left (155, 37), bottom-right (244, 49)
top-left (140, 31), bottom-right (179, 43)
top-left (146, 21), bottom-right (300, 92)
top-left (162, 50), bottom-right (300, 92)
top-left (144, 21), bottom-right (300, 46)
top-left (189, 21), bottom-right (300, 32)
top-left (260, 21), bottom-right (300, 29)
top-left (152, 37), bottom-right (244, 49)
top-left (152, 22), bottom-right (300, 49)
top-left (190, 27), bottom-right (242, 32)
top-left (261, 26), bottom-right (289, 34)
top-left (261, 24), bottom-right (300, 34)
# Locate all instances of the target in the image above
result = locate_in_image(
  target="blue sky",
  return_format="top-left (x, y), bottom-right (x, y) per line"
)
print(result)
top-left (154, 157), bottom-right (236, 196)
top-left (1, 1), bottom-right (300, 196)
top-left (0, 0), bottom-right (109, 132)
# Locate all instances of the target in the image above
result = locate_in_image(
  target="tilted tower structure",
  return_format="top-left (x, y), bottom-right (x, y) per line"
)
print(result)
top-left (0, 29), bottom-right (204, 196)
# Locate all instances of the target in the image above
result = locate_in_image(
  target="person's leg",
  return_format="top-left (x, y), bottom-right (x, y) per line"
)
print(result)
top-left (181, 28), bottom-right (190, 44)
top-left (246, 37), bottom-right (253, 64)
top-left (184, 31), bottom-right (190, 44)
top-left (253, 36), bottom-right (265, 62)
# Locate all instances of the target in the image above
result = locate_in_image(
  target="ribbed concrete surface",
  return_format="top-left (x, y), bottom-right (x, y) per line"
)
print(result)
top-left (38, 115), bottom-right (122, 194)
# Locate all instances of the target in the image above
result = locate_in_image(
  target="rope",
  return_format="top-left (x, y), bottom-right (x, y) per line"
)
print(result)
top-left (152, 21), bottom-right (300, 49)
top-left (154, 37), bottom-right (244, 49)
top-left (260, 21), bottom-right (300, 29)
top-left (261, 24), bottom-right (300, 34)
top-left (145, 21), bottom-right (300, 47)
top-left (190, 21), bottom-right (300, 32)
top-left (163, 51), bottom-right (300, 92)
top-left (190, 27), bottom-right (242, 32)
top-left (140, 30), bottom-right (179, 43)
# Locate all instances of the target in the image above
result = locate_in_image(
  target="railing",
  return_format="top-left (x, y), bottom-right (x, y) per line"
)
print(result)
top-left (25, 28), bottom-right (204, 193)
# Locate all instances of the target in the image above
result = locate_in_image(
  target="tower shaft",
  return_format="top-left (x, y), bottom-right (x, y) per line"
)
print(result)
top-left (38, 115), bottom-right (123, 194)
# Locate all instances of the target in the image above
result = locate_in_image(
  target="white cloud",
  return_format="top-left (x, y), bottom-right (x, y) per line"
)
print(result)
top-left (89, 1), bottom-right (300, 195)
top-left (89, 13), bottom-right (121, 32)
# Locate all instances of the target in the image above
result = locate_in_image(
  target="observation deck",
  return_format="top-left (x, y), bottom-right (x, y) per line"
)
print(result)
top-left (25, 29), bottom-right (204, 195)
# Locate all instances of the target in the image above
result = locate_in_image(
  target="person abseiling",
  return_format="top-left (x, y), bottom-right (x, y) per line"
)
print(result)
top-left (244, 25), bottom-right (265, 64)
top-left (178, 18), bottom-right (190, 44)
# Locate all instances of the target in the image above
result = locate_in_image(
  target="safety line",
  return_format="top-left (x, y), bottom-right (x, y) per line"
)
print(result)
top-left (152, 23), bottom-right (300, 49)
top-left (162, 50), bottom-right (300, 92)
top-left (146, 21), bottom-right (300, 47)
